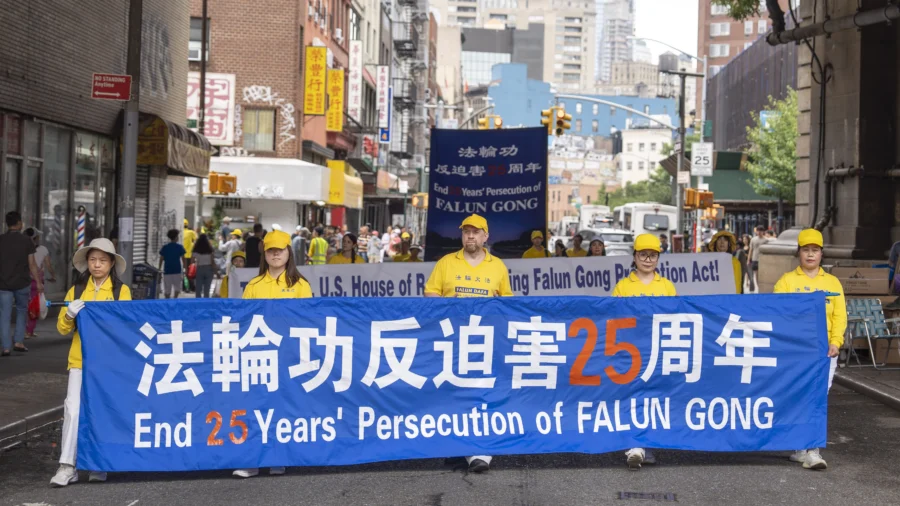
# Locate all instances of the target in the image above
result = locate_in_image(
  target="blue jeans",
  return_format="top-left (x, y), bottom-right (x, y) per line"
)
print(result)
top-left (0, 286), bottom-right (31, 351)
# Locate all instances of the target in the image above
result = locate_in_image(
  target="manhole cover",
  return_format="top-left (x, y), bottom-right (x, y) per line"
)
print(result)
top-left (618, 491), bottom-right (678, 501)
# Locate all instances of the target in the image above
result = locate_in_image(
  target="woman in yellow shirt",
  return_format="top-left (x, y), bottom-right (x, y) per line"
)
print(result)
top-left (707, 230), bottom-right (743, 294)
top-left (328, 233), bottom-right (365, 264)
top-left (234, 230), bottom-right (311, 478)
top-left (51, 238), bottom-right (132, 487)
top-left (611, 234), bottom-right (676, 470)
top-left (773, 228), bottom-right (845, 471)
top-left (218, 250), bottom-right (246, 298)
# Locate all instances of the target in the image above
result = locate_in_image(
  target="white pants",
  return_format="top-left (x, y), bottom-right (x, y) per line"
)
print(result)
top-left (466, 455), bottom-right (492, 465)
top-left (60, 368), bottom-right (82, 466)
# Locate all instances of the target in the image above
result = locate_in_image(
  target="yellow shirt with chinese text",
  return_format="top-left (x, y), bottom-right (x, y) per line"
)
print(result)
top-left (773, 267), bottom-right (846, 347)
top-left (612, 271), bottom-right (677, 297)
top-left (425, 249), bottom-right (513, 297)
top-left (243, 271), bottom-right (313, 299)
top-left (58, 278), bottom-right (132, 370)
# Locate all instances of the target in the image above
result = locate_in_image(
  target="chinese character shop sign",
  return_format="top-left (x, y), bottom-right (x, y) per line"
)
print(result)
top-left (348, 40), bottom-right (364, 121)
top-left (326, 69), bottom-right (345, 132)
top-left (75, 293), bottom-right (828, 471)
top-left (92, 73), bottom-right (132, 101)
top-left (304, 47), bottom-right (328, 116)
top-left (187, 72), bottom-right (236, 146)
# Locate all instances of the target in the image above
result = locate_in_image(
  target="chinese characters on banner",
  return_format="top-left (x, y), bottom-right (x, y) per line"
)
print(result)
top-left (348, 40), bottom-right (363, 121)
top-left (304, 47), bottom-right (328, 115)
top-left (186, 72), bottom-right (236, 146)
top-left (76, 294), bottom-right (829, 472)
top-left (376, 65), bottom-right (389, 128)
top-left (425, 128), bottom-right (548, 260)
top-left (326, 69), bottom-right (345, 132)
top-left (379, 87), bottom-right (392, 144)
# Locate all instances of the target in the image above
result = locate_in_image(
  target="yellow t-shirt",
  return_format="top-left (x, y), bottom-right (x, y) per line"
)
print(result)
top-left (425, 249), bottom-right (513, 297)
top-left (773, 267), bottom-right (846, 347)
top-left (58, 277), bottom-right (133, 370)
top-left (730, 256), bottom-right (742, 294)
top-left (393, 253), bottom-right (422, 262)
top-left (328, 253), bottom-right (365, 264)
top-left (243, 271), bottom-right (313, 299)
top-left (567, 247), bottom-right (587, 257)
top-left (612, 271), bottom-right (677, 297)
top-left (522, 246), bottom-right (551, 259)
top-left (183, 229), bottom-right (197, 258)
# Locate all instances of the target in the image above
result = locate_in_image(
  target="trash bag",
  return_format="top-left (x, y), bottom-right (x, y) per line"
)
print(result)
top-left (39, 293), bottom-right (48, 320)
top-left (28, 293), bottom-right (41, 320)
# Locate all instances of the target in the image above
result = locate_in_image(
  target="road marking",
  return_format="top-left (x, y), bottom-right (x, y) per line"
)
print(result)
top-left (126, 501), bottom-right (140, 506)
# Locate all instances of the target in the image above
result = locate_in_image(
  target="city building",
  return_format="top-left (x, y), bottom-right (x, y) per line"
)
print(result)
top-left (596, 0), bottom-right (635, 83)
top-left (616, 127), bottom-right (672, 187)
top-left (657, 53), bottom-right (698, 117)
top-left (595, 60), bottom-right (660, 96)
top-left (1, 0), bottom-right (212, 298)
top-left (548, 139), bottom-right (618, 227)
top-left (460, 26), bottom-right (545, 88)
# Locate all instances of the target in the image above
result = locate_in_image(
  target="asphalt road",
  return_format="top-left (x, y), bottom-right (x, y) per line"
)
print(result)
top-left (1, 384), bottom-right (898, 506)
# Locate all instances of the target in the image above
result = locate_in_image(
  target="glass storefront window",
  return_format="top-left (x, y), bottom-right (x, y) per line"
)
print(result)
top-left (42, 126), bottom-right (71, 296)
top-left (3, 159), bottom-right (20, 218)
top-left (22, 162), bottom-right (40, 228)
top-left (74, 132), bottom-right (101, 244)
top-left (97, 138), bottom-right (115, 236)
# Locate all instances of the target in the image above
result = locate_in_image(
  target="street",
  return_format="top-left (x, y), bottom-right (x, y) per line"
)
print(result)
top-left (1, 383), bottom-right (898, 506)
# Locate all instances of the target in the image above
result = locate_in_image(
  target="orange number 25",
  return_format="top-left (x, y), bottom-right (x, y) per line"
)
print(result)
top-left (568, 317), bottom-right (640, 385)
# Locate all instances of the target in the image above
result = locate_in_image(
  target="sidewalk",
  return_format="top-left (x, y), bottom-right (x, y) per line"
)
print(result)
top-left (834, 366), bottom-right (900, 411)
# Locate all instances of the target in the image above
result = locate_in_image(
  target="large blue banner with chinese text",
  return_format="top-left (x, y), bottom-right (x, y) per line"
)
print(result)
top-left (426, 127), bottom-right (548, 260)
top-left (77, 294), bottom-right (828, 472)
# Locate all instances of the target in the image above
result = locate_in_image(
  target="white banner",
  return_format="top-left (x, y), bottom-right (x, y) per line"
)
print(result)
top-left (376, 65), bottom-right (389, 128)
top-left (228, 253), bottom-right (735, 298)
top-left (348, 40), bottom-right (363, 121)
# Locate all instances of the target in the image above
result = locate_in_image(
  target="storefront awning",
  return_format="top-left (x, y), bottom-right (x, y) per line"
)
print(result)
top-left (209, 156), bottom-right (329, 202)
top-left (132, 113), bottom-right (213, 177)
top-left (327, 160), bottom-right (364, 209)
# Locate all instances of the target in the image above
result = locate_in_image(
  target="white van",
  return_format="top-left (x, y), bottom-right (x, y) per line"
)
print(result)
top-left (613, 203), bottom-right (678, 238)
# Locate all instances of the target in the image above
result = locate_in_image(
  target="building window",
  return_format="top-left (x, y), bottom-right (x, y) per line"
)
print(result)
top-left (711, 4), bottom-right (729, 15)
top-left (663, 105), bottom-right (668, 114)
top-left (643, 105), bottom-right (650, 114)
top-left (710, 65), bottom-right (723, 76)
top-left (189, 17), bottom-right (210, 60)
top-left (575, 119), bottom-right (582, 131)
top-left (461, 51), bottom-right (512, 87)
top-left (744, 20), bottom-right (754, 35)
top-left (758, 20), bottom-right (768, 33)
top-left (586, 195), bottom-right (591, 203)
top-left (627, 143), bottom-right (633, 152)
top-left (639, 161), bottom-right (645, 171)
top-left (710, 22), bottom-right (730, 37)
top-left (221, 198), bottom-right (242, 210)
top-left (610, 106), bottom-right (616, 116)
top-left (650, 142), bottom-right (657, 152)
top-left (639, 143), bottom-right (645, 152)
top-left (710, 44), bottom-right (730, 58)
top-left (575, 103), bottom-right (582, 114)
top-left (243, 109), bottom-right (276, 152)
top-left (592, 120), bottom-right (598, 132)
top-left (349, 8), bottom-right (361, 41)
top-left (592, 104), bottom-right (598, 114)
top-left (626, 162), bottom-right (633, 171)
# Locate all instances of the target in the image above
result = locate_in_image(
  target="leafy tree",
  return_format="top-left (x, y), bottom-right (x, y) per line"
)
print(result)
top-left (602, 166), bottom-right (673, 209)
top-left (711, 0), bottom-right (786, 31)
top-left (745, 88), bottom-right (798, 230)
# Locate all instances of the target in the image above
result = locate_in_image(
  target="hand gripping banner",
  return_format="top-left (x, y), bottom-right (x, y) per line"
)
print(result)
top-left (77, 294), bottom-right (828, 471)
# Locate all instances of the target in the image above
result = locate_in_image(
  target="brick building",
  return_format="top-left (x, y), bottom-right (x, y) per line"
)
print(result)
top-left (0, 0), bottom-right (211, 298)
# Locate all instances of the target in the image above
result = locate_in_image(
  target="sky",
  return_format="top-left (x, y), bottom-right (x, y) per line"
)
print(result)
top-left (633, 0), bottom-right (700, 63)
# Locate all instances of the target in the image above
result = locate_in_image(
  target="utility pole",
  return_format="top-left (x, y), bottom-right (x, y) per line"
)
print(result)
top-left (196, 0), bottom-right (208, 228)
top-left (120, 0), bottom-right (142, 284)
top-left (661, 69), bottom-right (704, 238)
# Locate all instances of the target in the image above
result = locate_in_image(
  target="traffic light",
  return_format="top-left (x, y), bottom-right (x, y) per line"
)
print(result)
top-left (684, 188), bottom-right (698, 209)
top-left (491, 116), bottom-right (502, 129)
top-left (540, 108), bottom-right (554, 134)
top-left (477, 117), bottom-right (489, 130)
top-left (555, 108), bottom-right (572, 136)
top-left (697, 190), bottom-right (714, 209)
top-left (207, 171), bottom-right (237, 195)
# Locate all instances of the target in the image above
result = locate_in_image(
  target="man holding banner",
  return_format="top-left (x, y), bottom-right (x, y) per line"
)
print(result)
top-left (425, 213), bottom-right (512, 473)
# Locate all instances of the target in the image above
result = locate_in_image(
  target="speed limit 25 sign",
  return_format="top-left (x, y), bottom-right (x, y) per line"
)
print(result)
top-left (691, 142), bottom-right (713, 177)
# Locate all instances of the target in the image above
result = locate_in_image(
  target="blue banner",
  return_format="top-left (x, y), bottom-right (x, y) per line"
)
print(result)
top-left (426, 127), bottom-right (548, 260)
top-left (77, 294), bottom-right (828, 472)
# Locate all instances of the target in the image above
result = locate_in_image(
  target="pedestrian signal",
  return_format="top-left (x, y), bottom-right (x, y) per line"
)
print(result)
top-left (208, 171), bottom-right (237, 195)
top-left (697, 190), bottom-right (714, 209)
top-left (477, 118), bottom-right (490, 130)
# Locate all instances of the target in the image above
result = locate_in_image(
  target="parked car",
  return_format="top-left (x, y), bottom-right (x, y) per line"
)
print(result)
top-left (576, 228), bottom-right (634, 256)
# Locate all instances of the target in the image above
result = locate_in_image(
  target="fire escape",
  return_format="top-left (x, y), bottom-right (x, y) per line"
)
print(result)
top-left (391, 0), bottom-right (428, 177)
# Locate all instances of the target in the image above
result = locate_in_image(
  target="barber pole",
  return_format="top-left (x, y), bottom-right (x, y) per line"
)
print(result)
top-left (76, 210), bottom-right (86, 248)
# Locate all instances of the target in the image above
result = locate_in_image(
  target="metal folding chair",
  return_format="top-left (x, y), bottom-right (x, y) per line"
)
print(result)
top-left (844, 298), bottom-right (900, 370)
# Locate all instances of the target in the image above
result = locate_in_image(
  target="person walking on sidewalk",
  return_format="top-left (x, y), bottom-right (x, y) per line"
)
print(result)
top-left (182, 219), bottom-right (196, 293)
top-left (158, 229), bottom-right (186, 299)
top-left (24, 227), bottom-right (57, 338)
top-left (308, 227), bottom-right (328, 265)
top-left (50, 238), bottom-right (131, 486)
top-left (773, 228), bottom-right (845, 471)
top-left (234, 230), bottom-right (311, 478)
top-left (0, 211), bottom-right (43, 356)
top-left (368, 230), bottom-right (383, 263)
top-left (191, 234), bottom-right (215, 298)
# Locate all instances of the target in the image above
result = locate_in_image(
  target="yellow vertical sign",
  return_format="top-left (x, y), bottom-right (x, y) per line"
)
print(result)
top-left (304, 47), bottom-right (327, 115)
top-left (327, 160), bottom-right (346, 206)
top-left (326, 69), bottom-right (345, 132)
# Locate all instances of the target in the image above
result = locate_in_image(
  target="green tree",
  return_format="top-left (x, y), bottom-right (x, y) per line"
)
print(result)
top-left (745, 87), bottom-right (798, 230)
top-left (711, 0), bottom-right (786, 31)
top-left (602, 166), bottom-right (673, 209)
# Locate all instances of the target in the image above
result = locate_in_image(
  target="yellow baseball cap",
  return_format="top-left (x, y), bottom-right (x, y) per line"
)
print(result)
top-left (531, 230), bottom-right (544, 239)
top-left (459, 214), bottom-right (488, 233)
top-left (634, 233), bottom-right (662, 253)
top-left (401, 232), bottom-right (411, 240)
top-left (263, 229), bottom-right (292, 250)
top-left (184, 218), bottom-right (189, 226)
top-left (798, 228), bottom-right (823, 248)
top-left (231, 229), bottom-right (243, 237)
top-left (231, 250), bottom-right (246, 261)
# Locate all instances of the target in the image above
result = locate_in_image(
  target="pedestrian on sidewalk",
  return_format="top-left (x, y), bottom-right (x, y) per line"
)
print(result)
top-left (182, 219), bottom-right (196, 293)
top-left (218, 250), bottom-right (246, 298)
top-left (368, 230), bottom-right (383, 263)
top-left (51, 238), bottom-right (131, 487)
top-left (292, 226), bottom-right (309, 266)
top-left (158, 229), bottom-right (186, 299)
top-left (191, 234), bottom-right (215, 298)
top-left (0, 211), bottom-right (43, 356)
top-left (358, 225), bottom-right (370, 263)
top-left (24, 227), bottom-right (57, 338)
top-left (328, 233), bottom-right (365, 264)
top-left (234, 230), bottom-right (311, 478)
top-left (748, 225), bottom-right (767, 292)
top-left (773, 228), bottom-right (845, 471)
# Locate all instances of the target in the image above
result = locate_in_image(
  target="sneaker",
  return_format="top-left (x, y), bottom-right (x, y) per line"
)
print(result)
top-left (50, 464), bottom-right (78, 487)
top-left (625, 448), bottom-right (645, 470)
top-left (789, 450), bottom-right (808, 463)
top-left (803, 449), bottom-right (827, 470)
top-left (643, 449), bottom-right (657, 465)
top-left (468, 458), bottom-right (490, 473)
top-left (88, 471), bottom-right (107, 482)
top-left (232, 468), bottom-right (260, 478)
top-left (269, 466), bottom-right (285, 475)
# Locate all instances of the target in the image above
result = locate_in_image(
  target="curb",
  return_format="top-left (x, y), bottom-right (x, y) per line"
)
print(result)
top-left (834, 370), bottom-right (900, 412)
top-left (0, 405), bottom-right (64, 449)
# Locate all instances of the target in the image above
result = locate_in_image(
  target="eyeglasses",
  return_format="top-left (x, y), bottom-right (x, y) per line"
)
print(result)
top-left (637, 251), bottom-right (660, 261)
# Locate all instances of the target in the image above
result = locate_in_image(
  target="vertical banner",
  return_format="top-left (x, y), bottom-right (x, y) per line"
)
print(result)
top-left (326, 69), bottom-right (345, 132)
top-left (348, 41), bottom-right (363, 121)
top-left (379, 87), bottom-right (392, 144)
top-left (426, 127), bottom-right (548, 261)
top-left (304, 46), bottom-right (328, 115)
top-left (186, 72), bottom-right (236, 146)
top-left (376, 66), bottom-right (389, 128)
top-left (327, 160), bottom-right (346, 206)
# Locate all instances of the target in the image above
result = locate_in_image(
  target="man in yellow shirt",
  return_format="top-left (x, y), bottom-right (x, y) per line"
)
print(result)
top-left (567, 233), bottom-right (587, 257)
top-left (308, 226), bottom-right (329, 265)
top-left (522, 230), bottom-right (551, 259)
top-left (182, 219), bottom-right (197, 292)
top-left (773, 228), bottom-right (844, 471)
top-left (425, 214), bottom-right (512, 473)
